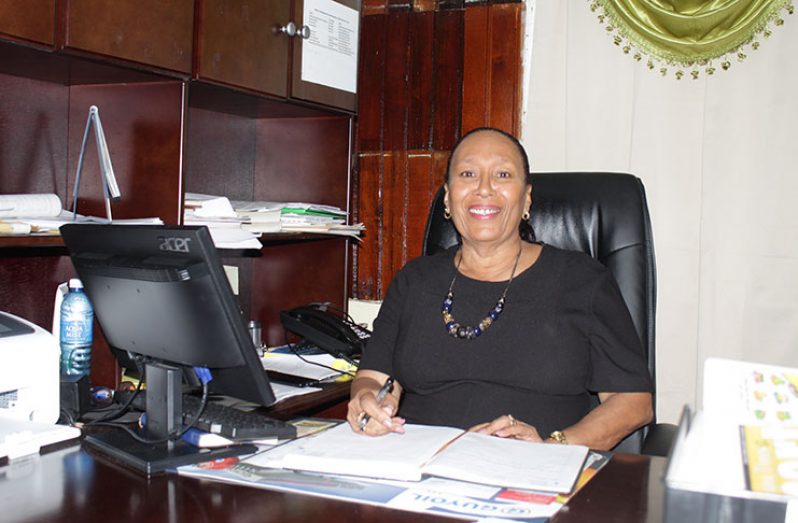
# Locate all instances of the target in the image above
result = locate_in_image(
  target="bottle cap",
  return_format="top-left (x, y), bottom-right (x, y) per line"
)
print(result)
top-left (68, 278), bottom-right (83, 289)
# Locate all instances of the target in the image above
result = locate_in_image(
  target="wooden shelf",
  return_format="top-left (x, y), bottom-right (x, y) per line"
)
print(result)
top-left (0, 231), bottom-right (353, 252)
top-left (0, 235), bottom-right (64, 248)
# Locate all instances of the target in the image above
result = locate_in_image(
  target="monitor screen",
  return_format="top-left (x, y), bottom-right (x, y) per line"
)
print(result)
top-left (60, 223), bottom-right (276, 406)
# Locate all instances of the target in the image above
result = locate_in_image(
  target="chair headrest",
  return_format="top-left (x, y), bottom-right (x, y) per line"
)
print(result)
top-left (423, 172), bottom-right (651, 264)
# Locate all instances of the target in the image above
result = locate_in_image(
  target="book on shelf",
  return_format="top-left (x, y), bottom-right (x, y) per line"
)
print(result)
top-left (0, 194), bottom-right (163, 236)
top-left (0, 193), bottom-right (163, 237)
top-left (249, 422), bottom-right (589, 493)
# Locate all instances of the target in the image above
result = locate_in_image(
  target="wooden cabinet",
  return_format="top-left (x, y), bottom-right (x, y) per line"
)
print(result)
top-left (0, 0), bottom-right (56, 46)
top-left (0, 22), bottom-right (354, 387)
top-left (59, 0), bottom-right (195, 74)
top-left (290, 0), bottom-right (358, 111)
top-left (196, 0), bottom-right (357, 111)
top-left (195, 0), bottom-right (292, 97)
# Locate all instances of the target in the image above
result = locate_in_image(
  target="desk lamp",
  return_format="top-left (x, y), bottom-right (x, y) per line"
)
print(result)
top-left (72, 105), bottom-right (121, 221)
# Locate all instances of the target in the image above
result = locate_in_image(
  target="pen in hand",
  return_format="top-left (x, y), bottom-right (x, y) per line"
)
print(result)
top-left (359, 376), bottom-right (394, 431)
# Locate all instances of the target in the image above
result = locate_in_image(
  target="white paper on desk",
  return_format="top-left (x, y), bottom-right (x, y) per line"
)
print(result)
top-left (260, 423), bottom-right (463, 481)
top-left (270, 382), bottom-right (322, 403)
top-left (261, 353), bottom-right (342, 381)
top-left (0, 419), bottom-right (81, 460)
top-left (424, 432), bottom-right (589, 493)
top-left (301, 0), bottom-right (359, 93)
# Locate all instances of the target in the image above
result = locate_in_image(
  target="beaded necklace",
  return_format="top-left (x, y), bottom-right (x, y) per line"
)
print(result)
top-left (441, 246), bottom-right (523, 340)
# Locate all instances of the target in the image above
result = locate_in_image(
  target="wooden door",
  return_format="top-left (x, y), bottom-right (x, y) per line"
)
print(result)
top-left (60, 0), bottom-right (195, 74)
top-left (196, 0), bottom-right (292, 97)
top-left (0, 0), bottom-right (56, 46)
top-left (290, 0), bottom-right (358, 111)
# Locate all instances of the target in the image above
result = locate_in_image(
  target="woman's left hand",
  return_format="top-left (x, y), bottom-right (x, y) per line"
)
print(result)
top-left (468, 415), bottom-right (544, 442)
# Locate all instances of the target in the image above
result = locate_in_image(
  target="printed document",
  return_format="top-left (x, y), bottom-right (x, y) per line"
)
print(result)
top-left (252, 423), bottom-right (588, 493)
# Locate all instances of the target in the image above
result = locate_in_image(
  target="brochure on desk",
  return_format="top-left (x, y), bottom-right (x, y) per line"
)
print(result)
top-left (177, 450), bottom-right (609, 522)
top-left (663, 358), bottom-right (798, 523)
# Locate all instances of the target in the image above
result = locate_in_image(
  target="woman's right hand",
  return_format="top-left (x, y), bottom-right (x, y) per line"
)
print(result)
top-left (347, 370), bottom-right (405, 436)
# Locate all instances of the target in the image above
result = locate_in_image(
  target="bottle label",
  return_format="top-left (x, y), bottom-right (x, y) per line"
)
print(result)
top-left (61, 320), bottom-right (93, 344)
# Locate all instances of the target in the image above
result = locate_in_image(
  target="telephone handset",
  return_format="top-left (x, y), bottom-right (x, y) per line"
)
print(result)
top-left (280, 303), bottom-right (371, 359)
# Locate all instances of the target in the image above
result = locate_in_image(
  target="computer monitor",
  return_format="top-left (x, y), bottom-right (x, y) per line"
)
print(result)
top-left (60, 224), bottom-right (277, 473)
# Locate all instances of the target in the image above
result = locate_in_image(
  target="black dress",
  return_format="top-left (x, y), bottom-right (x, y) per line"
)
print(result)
top-left (358, 244), bottom-right (653, 437)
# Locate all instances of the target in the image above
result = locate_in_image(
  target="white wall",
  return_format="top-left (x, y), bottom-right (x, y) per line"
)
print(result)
top-left (522, 1), bottom-right (798, 423)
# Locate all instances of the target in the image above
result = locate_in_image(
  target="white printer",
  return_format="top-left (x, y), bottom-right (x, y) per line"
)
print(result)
top-left (0, 311), bottom-right (60, 423)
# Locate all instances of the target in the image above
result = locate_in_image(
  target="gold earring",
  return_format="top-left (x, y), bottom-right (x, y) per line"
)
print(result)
top-left (444, 207), bottom-right (451, 220)
top-left (522, 210), bottom-right (530, 221)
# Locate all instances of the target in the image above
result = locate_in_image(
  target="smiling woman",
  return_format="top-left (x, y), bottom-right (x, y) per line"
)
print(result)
top-left (444, 129), bottom-right (532, 260)
top-left (347, 127), bottom-right (655, 452)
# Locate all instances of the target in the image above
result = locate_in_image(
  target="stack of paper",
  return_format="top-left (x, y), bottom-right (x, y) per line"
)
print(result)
top-left (235, 200), bottom-right (364, 239)
top-left (184, 194), bottom-right (364, 243)
top-left (233, 202), bottom-right (281, 234)
top-left (0, 193), bottom-right (163, 236)
top-left (184, 193), bottom-right (262, 249)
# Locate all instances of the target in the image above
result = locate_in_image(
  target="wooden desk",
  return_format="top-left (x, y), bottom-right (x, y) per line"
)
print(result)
top-left (1, 440), bottom-right (666, 523)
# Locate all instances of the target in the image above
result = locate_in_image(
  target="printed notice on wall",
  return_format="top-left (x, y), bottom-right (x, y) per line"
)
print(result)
top-left (301, 0), bottom-right (359, 94)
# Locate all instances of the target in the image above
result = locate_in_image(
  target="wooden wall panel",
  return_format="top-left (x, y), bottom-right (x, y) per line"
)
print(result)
top-left (465, 3), bottom-right (522, 133)
top-left (67, 82), bottom-right (185, 224)
top-left (356, 153), bottom-right (383, 298)
top-left (407, 12), bottom-right (434, 150)
top-left (0, 71), bottom-right (69, 197)
top-left (431, 9), bottom-right (464, 151)
top-left (461, 5), bottom-right (490, 134)
top-left (356, 14), bottom-right (386, 152)
top-left (353, 1), bottom-right (522, 300)
top-left (381, 151), bottom-right (402, 294)
top-left (254, 117), bottom-right (351, 209)
top-left (405, 152), bottom-right (436, 257)
top-left (382, 11), bottom-right (410, 152)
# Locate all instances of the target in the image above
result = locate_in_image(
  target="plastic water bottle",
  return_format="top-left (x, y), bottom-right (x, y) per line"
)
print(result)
top-left (60, 278), bottom-right (94, 377)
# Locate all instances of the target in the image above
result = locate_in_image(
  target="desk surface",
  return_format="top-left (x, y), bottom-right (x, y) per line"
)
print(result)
top-left (1, 440), bottom-right (666, 523)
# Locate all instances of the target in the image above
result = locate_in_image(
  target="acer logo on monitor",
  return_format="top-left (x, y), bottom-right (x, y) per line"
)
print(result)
top-left (158, 236), bottom-right (192, 253)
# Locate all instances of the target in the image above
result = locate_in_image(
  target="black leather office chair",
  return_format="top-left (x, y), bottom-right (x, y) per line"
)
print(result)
top-left (422, 172), bottom-right (676, 456)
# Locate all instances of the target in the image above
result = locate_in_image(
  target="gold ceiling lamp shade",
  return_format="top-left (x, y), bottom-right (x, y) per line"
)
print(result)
top-left (590, 0), bottom-right (794, 79)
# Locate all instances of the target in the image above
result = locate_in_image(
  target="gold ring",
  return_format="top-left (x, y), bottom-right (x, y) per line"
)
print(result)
top-left (507, 414), bottom-right (517, 426)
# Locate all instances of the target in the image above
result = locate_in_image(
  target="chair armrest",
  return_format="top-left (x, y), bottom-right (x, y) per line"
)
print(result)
top-left (641, 422), bottom-right (679, 457)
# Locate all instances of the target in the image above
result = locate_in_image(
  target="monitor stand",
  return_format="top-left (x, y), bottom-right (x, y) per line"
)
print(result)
top-left (84, 362), bottom-right (256, 475)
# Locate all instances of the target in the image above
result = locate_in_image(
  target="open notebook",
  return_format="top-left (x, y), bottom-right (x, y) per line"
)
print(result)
top-left (249, 423), bottom-right (589, 493)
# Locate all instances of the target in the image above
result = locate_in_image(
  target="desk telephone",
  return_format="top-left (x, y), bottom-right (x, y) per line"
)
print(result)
top-left (280, 303), bottom-right (371, 359)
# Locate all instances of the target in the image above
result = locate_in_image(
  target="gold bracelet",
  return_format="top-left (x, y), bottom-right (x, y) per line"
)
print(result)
top-left (549, 430), bottom-right (568, 444)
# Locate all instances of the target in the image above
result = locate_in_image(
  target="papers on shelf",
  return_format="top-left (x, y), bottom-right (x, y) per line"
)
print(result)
top-left (252, 423), bottom-right (589, 493)
top-left (184, 193), bottom-right (363, 245)
top-left (184, 192), bottom-right (260, 249)
top-left (0, 193), bottom-right (163, 236)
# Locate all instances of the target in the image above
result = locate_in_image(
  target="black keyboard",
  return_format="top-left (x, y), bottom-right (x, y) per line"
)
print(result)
top-left (181, 395), bottom-right (297, 441)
